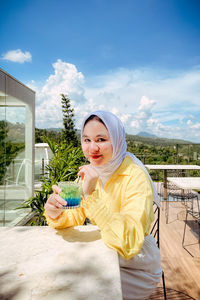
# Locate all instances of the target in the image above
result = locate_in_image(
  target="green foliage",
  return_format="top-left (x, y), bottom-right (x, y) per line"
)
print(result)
top-left (0, 120), bottom-right (8, 139)
top-left (0, 120), bottom-right (25, 184)
top-left (35, 128), bottom-right (62, 143)
top-left (18, 138), bottom-right (85, 225)
top-left (61, 94), bottom-right (78, 146)
top-left (126, 136), bottom-right (200, 181)
top-left (19, 94), bottom-right (85, 225)
top-left (16, 100), bottom-right (200, 225)
top-left (0, 121), bottom-right (7, 183)
top-left (17, 178), bottom-right (54, 226)
top-left (45, 138), bottom-right (85, 182)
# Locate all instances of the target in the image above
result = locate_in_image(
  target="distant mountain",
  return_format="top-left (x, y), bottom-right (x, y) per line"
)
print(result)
top-left (6, 121), bottom-right (25, 143)
top-left (137, 131), bottom-right (157, 138)
top-left (37, 127), bottom-right (194, 145)
top-left (126, 133), bottom-right (193, 145)
top-left (46, 127), bottom-right (63, 132)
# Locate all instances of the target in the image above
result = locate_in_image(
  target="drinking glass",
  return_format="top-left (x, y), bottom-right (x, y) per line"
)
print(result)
top-left (58, 181), bottom-right (82, 209)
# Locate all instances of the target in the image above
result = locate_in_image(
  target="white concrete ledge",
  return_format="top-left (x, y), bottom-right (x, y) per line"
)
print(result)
top-left (0, 225), bottom-right (122, 300)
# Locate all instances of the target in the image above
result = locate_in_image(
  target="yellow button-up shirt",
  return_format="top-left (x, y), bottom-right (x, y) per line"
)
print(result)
top-left (44, 156), bottom-right (155, 260)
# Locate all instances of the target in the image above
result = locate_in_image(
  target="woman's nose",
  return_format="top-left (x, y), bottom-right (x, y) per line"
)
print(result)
top-left (90, 141), bottom-right (100, 151)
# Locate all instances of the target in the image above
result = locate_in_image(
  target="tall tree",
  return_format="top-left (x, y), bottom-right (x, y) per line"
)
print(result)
top-left (0, 121), bottom-right (7, 184)
top-left (61, 94), bottom-right (78, 146)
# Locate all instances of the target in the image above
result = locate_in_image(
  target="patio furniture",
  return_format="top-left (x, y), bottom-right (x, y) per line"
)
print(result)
top-left (182, 194), bottom-right (200, 257)
top-left (167, 179), bottom-right (198, 219)
top-left (145, 164), bottom-right (200, 224)
top-left (145, 165), bottom-right (200, 202)
top-left (150, 202), bottom-right (167, 299)
top-left (167, 177), bottom-right (200, 209)
top-left (146, 165), bottom-right (200, 225)
top-left (167, 177), bottom-right (200, 190)
top-left (166, 177), bottom-right (200, 256)
top-left (172, 190), bottom-right (198, 225)
top-left (155, 181), bottom-right (190, 224)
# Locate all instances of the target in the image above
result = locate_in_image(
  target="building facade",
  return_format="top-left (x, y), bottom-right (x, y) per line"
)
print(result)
top-left (0, 68), bottom-right (35, 226)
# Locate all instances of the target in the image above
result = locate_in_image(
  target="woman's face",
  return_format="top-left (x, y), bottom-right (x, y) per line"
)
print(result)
top-left (82, 119), bottom-right (113, 166)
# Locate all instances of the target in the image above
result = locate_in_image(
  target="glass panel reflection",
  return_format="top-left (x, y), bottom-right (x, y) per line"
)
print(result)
top-left (0, 96), bottom-right (6, 225)
top-left (3, 105), bottom-right (27, 225)
top-left (0, 69), bottom-right (34, 226)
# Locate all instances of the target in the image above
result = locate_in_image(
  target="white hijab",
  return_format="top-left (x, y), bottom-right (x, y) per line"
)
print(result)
top-left (81, 110), bottom-right (159, 206)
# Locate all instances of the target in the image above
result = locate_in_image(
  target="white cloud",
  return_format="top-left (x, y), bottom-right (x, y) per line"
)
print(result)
top-left (35, 59), bottom-right (87, 128)
top-left (83, 66), bottom-right (200, 142)
top-left (0, 107), bottom-right (25, 124)
top-left (188, 114), bottom-right (196, 120)
top-left (138, 96), bottom-right (156, 111)
top-left (130, 120), bottom-right (140, 129)
top-left (31, 61), bottom-right (200, 142)
top-left (2, 49), bottom-right (32, 63)
top-left (130, 96), bottom-right (157, 133)
top-left (187, 121), bottom-right (200, 129)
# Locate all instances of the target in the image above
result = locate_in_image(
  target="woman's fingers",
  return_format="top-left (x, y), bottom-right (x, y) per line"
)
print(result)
top-left (47, 185), bottom-right (66, 208)
top-left (44, 201), bottom-right (64, 219)
top-left (55, 194), bottom-right (67, 205)
top-left (52, 184), bottom-right (61, 194)
top-left (45, 202), bottom-right (64, 211)
top-left (45, 189), bottom-right (66, 219)
top-left (45, 193), bottom-right (67, 211)
top-left (78, 164), bottom-right (99, 198)
top-left (50, 194), bottom-right (66, 206)
top-left (78, 164), bottom-right (98, 178)
top-left (78, 166), bottom-right (86, 180)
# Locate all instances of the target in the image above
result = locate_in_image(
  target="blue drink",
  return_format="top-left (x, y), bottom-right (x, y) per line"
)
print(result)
top-left (58, 181), bottom-right (82, 209)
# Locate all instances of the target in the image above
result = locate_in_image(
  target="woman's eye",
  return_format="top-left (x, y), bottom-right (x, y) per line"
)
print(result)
top-left (97, 138), bottom-right (106, 142)
top-left (83, 138), bottom-right (90, 142)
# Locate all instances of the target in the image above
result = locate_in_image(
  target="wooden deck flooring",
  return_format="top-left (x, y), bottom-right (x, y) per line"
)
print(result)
top-left (155, 201), bottom-right (200, 300)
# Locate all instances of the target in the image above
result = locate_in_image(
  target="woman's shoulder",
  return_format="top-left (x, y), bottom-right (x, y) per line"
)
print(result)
top-left (121, 155), bottom-right (147, 176)
top-left (122, 156), bottom-right (153, 189)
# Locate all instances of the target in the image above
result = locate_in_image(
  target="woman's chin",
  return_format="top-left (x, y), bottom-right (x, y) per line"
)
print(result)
top-left (91, 161), bottom-right (103, 166)
top-left (90, 158), bottom-right (104, 166)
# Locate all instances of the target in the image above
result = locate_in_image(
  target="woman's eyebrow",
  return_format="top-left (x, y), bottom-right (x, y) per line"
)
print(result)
top-left (96, 134), bottom-right (108, 137)
top-left (82, 134), bottom-right (108, 138)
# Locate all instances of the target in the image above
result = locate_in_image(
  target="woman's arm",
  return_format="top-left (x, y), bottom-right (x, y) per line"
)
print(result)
top-left (82, 168), bottom-right (155, 260)
top-left (44, 205), bottom-right (87, 229)
top-left (44, 184), bottom-right (87, 229)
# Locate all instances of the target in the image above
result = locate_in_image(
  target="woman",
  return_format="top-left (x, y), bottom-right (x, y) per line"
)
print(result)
top-left (44, 111), bottom-right (162, 300)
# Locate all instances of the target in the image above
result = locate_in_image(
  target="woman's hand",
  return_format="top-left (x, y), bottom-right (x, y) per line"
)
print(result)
top-left (44, 185), bottom-right (67, 219)
top-left (78, 165), bottom-right (99, 198)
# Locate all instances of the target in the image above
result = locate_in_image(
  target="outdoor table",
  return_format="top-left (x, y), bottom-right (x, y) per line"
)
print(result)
top-left (145, 165), bottom-right (200, 200)
top-left (167, 177), bottom-right (200, 217)
top-left (167, 177), bottom-right (200, 190)
top-left (0, 225), bottom-right (123, 300)
top-left (145, 165), bottom-right (200, 223)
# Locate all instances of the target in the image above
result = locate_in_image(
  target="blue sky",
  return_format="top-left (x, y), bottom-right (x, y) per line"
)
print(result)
top-left (0, 0), bottom-right (200, 142)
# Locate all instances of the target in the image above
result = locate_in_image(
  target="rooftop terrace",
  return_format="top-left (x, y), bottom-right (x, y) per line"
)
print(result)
top-left (0, 200), bottom-right (199, 299)
top-left (150, 201), bottom-right (200, 299)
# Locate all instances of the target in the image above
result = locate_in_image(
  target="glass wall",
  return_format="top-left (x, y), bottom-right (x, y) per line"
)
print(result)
top-left (34, 143), bottom-right (53, 184)
top-left (0, 68), bottom-right (35, 226)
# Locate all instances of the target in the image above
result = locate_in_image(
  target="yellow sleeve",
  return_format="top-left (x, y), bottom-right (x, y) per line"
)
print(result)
top-left (44, 204), bottom-right (86, 229)
top-left (82, 168), bottom-right (154, 260)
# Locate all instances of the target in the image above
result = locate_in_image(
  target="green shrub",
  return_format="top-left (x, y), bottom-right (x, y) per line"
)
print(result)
top-left (17, 178), bottom-right (53, 225)
top-left (46, 139), bottom-right (85, 182)
top-left (17, 139), bottom-right (85, 225)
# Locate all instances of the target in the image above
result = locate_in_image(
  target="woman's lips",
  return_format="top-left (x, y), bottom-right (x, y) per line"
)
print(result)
top-left (90, 155), bottom-right (102, 159)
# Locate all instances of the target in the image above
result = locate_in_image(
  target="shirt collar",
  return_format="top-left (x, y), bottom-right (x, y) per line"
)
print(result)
top-left (111, 155), bottom-right (133, 177)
